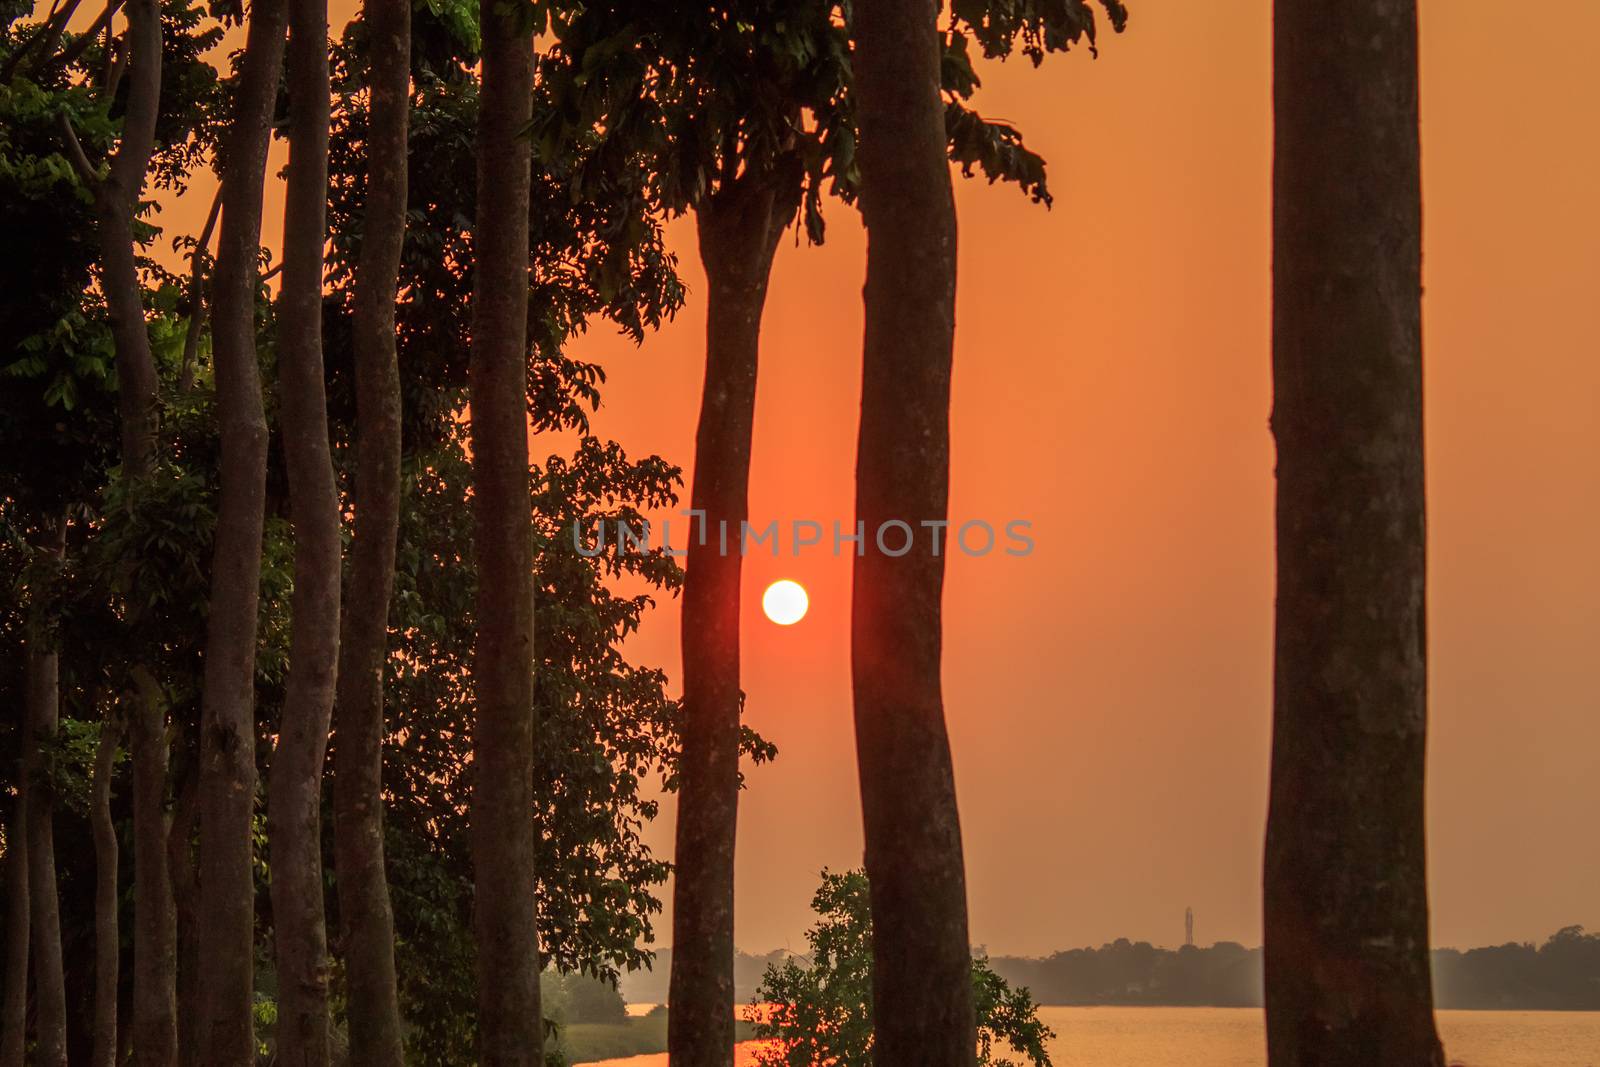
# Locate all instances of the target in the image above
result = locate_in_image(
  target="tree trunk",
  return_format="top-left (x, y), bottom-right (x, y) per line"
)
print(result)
top-left (667, 173), bottom-right (793, 1067)
top-left (166, 773), bottom-right (201, 1067)
top-left (82, 5), bottom-right (181, 1058)
top-left (267, 0), bottom-right (339, 1058)
top-left (468, 2), bottom-right (540, 1061)
top-left (197, 0), bottom-right (288, 1057)
top-left (128, 668), bottom-right (176, 1067)
top-left (24, 520), bottom-right (68, 1067)
top-left (1263, 3), bottom-right (1444, 1066)
top-left (1, 759), bottom-right (29, 1067)
top-left (331, 0), bottom-right (409, 1061)
top-left (90, 709), bottom-right (123, 1067)
top-left (848, 2), bottom-right (976, 1064)
top-left (96, 0), bottom-right (161, 476)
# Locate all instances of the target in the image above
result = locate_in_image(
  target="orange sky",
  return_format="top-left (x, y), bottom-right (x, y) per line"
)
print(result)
top-left (139, 0), bottom-right (1599, 956)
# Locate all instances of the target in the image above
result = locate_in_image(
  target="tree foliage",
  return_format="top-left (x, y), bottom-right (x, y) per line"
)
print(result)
top-left (754, 870), bottom-right (1055, 1067)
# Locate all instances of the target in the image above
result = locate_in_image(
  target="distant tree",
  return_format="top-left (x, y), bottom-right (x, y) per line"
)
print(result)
top-left (1263, 2), bottom-right (1443, 1065)
top-left (754, 870), bottom-right (1054, 1067)
top-left (543, 970), bottom-right (630, 1027)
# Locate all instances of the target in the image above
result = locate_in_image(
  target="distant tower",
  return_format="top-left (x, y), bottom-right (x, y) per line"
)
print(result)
top-left (1185, 906), bottom-right (1194, 947)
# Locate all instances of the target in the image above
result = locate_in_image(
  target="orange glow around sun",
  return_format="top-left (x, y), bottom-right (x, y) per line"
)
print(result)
top-left (761, 580), bottom-right (809, 626)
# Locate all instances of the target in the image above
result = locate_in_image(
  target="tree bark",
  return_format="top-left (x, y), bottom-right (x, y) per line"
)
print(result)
top-left (166, 773), bottom-right (201, 1067)
top-left (848, 2), bottom-right (976, 1065)
top-left (1263, 3), bottom-right (1444, 1066)
top-left (0, 791), bottom-right (26, 1067)
top-left (667, 173), bottom-right (793, 1067)
top-left (468, 2), bottom-right (540, 1061)
top-left (197, 0), bottom-right (288, 1057)
top-left (90, 709), bottom-right (123, 1067)
top-left (24, 520), bottom-right (68, 1067)
top-left (128, 668), bottom-right (176, 1067)
top-left (266, 0), bottom-right (339, 1058)
top-left (331, 1), bottom-right (409, 1060)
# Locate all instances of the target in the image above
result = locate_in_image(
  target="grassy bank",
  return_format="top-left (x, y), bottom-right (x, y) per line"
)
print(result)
top-left (559, 1008), bottom-right (755, 1064)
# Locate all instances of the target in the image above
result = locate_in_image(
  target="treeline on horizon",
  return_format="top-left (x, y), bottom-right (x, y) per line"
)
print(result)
top-left (625, 926), bottom-right (1600, 1013)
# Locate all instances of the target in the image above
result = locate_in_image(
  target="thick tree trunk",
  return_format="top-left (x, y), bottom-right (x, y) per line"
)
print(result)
top-left (331, 0), bottom-right (409, 1060)
top-left (90, 710), bottom-right (123, 1067)
top-left (468, 3), bottom-right (540, 1061)
top-left (197, 0), bottom-right (288, 1058)
top-left (24, 521), bottom-right (68, 1067)
top-left (267, 0), bottom-right (339, 1059)
top-left (848, 2), bottom-right (976, 1065)
top-left (1263, 4), bottom-right (1444, 1066)
top-left (667, 174), bottom-right (792, 1067)
top-left (0, 794), bottom-right (26, 1067)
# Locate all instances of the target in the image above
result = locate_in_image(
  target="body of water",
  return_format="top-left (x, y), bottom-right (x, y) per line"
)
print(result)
top-left (579, 1006), bottom-right (1600, 1066)
top-left (1036, 1006), bottom-right (1599, 1067)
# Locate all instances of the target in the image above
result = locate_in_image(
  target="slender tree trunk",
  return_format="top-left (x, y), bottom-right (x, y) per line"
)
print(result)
top-left (267, 0), bottom-right (339, 1058)
top-left (75, 4), bottom-right (182, 1059)
top-left (667, 173), bottom-right (792, 1067)
top-left (1264, 4), bottom-right (1443, 1066)
top-left (848, 2), bottom-right (975, 1064)
top-left (166, 773), bottom-right (201, 1067)
top-left (95, 0), bottom-right (162, 474)
top-left (1, 765), bottom-right (29, 1067)
top-left (331, 0), bottom-right (409, 1061)
top-left (90, 709), bottom-right (123, 1067)
top-left (197, 0), bottom-right (288, 1057)
top-left (127, 668), bottom-right (176, 1067)
top-left (24, 520), bottom-right (68, 1067)
top-left (468, 2), bottom-right (539, 1061)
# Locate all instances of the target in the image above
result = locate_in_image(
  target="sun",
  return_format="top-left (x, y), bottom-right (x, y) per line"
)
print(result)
top-left (761, 579), bottom-right (809, 626)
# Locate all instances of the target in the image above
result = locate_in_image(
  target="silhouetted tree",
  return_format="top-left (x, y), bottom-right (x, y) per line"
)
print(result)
top-left (468, 0), bottom-right (541, 1059)
top-left (197, 0), bottom-right (286, 1055)
top-left (1263, 2), bottom-right (1443, 1065)
top-left (266, 0), bottom-right (339, 1055)
top-left (331, 0), bottom-right (409, 1058)
top-left (848, 0), bottom-right (974, 1061)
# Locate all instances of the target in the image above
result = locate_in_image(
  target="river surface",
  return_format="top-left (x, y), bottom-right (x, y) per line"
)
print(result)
top-left (580, 1006), bottom-right (1600, 1066)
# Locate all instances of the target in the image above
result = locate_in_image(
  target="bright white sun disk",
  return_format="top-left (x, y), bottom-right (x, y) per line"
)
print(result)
top-left (762, 579), bottom-right (809, 626)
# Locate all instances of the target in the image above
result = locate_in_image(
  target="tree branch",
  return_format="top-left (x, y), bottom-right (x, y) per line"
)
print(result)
top-left (0, 0), bottom-right (81, 84)
top-left (179, 185), bottom-right (225, 393)
top-left (104, 32), bottom-right (127, 99)
top-left (57, 112), bottom-right (102, 189)
top-left (40, 0), bottom-right (126, 78)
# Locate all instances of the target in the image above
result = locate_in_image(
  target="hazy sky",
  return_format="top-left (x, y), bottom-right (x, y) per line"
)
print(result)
top-left (155, 1), bottom-right (1599, 956)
